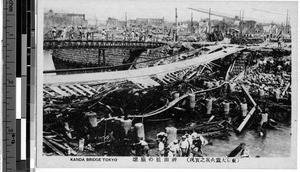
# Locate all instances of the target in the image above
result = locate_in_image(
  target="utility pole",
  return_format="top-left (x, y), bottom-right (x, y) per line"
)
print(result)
top-left (240, 10), bottom-right (244, 37)
top-left (285, 9), bottom-right (289, 34)
top-left (125, 12), bottom-right (127, 29)
top-left (208, 8), bottom-right (211, 33)
top-left (175, 8), bottom-right (178, 42)
top-left (191, 12), bottom-right (194, 33)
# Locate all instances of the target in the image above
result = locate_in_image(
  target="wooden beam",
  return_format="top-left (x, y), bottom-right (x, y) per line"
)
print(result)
top-left (241, 84), bottom-right (257, 106)
top-left (237, 106), bottom-right (256, 132)
top-left (43, 138), bottom-right (65, 156)
top-left (281, 83), bottom-right (290, 96)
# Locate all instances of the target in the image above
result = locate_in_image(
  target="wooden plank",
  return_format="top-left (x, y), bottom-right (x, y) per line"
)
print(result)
top-left (43, 89), bottom-right (55, 97)
top-left (237, 107), bottom-right (256, 132)
top-left (281, 83), bottom-right (290, 96)
top-left (241, 84), bottom-right (257, 106)
top-left (128, 77), bottom-right (160, 87)
top-left (43, 138), bottom-right (65, 156)
top-left (75, 84), bottom-right (94, 95)
top-left (47, 138), bottom-right (68, 151)
top-left (83, 84), bottom-right (98, 93)
top-left (164, 75), bottom-right (177, 82)
top-left (59, 85), bottom-right (79, 96)
top-left (49, 86), bottom-right (70, 97)
top-left (67, 85), bottom-right (87, 96)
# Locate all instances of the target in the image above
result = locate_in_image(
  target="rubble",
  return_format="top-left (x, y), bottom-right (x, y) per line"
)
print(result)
top-left (43, 43), bottom-right (291, 156)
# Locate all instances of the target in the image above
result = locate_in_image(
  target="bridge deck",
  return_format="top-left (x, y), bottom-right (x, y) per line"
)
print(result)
top-left (44, 45), bottom-right (243, 85)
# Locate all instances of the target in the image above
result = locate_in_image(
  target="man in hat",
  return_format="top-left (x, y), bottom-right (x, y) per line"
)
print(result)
top-left (156, 132), bottom-right (168, 142)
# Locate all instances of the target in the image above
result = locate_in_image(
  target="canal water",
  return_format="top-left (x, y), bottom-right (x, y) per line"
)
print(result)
top-left (203, 124), bottom-right (291, 157)
top-left (145, 122), bottom-right (291, 157)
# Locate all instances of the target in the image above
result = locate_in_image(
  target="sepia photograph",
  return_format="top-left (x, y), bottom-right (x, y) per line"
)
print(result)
top-left (36, 0), bottom-right (297, 168)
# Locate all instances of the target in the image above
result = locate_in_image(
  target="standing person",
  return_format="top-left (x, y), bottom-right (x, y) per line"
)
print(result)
top-left (240, 143), bottom-right (250, 158)
top-left (139, 138), bottom-right (149, 156)
top-left (130, 31), bottom-right (135, 41)
top-left (61, 27), bottom-right (67, 39)
top-left (185, 132), bottom-right (193, 147)
top-left (156, 132), bottom-right (167, 141)
top-left (101, 29), bottom-right (106, 39)
top-left (179, 135), bottom-right (189, 157)
top-left (78, 27), bottom-right (83, 40)
top-left (191, 136), bottom-right (202, 156)
top-left (52, 27), bottom-right (57, 39)
top-left (191, 130), bottom-right (198, 140)
top-left (86, 27), bottom-right (91, 40)
top-left (277, 31), bottom-right (283, 48)
top-left (157, 138), bottom-right (165, 156)
top-left (259, 108), bottom-right (269, 136)
top-left (197, 133), bottom-right (208, 154)
top-left (168, 139), bottom-right (180, 157)
top-left (69, 27), bottom-right (75, 39)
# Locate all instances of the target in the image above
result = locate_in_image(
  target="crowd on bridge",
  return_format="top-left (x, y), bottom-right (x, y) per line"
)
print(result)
top-left (46, 25), bottom-right (174, 42)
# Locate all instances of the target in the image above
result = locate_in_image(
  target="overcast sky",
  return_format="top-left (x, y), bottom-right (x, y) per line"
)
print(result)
top-left (41, 0), bottom-right (297, 24)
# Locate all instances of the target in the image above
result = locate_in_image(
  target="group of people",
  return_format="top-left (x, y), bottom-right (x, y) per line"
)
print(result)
top-left (156, 130), bottom-right (209, 157)
top-left (49, 26), bottom-right (93, 40)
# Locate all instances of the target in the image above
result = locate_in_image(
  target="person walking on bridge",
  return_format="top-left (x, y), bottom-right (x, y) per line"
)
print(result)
top-left (52, 27), bottom-right (57, 39)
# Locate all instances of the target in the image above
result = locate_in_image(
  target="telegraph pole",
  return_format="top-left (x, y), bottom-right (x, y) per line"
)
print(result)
top-left (191, 12), bottom-right (194, 33)
top-left (125, 12), bottom-right (127, 29)
top-left (208, 8), bottom-right (211, 33)
top-left (240, 10), bottom-right (244, 37)
top-left (175, 8), bottom-right (178, 42)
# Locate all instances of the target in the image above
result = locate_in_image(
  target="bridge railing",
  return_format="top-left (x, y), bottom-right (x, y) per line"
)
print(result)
top-left (43, 40), bottom-right (166, 50)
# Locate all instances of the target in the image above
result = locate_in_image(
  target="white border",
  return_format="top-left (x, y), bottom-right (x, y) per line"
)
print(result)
top-left (35, 0), bottom-right (298, 169)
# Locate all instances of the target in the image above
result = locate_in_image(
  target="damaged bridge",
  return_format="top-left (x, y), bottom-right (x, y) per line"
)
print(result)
top-left (44, 45), bottom-right (244, 85)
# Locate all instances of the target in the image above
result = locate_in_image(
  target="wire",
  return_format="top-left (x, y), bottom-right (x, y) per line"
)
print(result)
top-left (251, 8), bottom-right (285, 16)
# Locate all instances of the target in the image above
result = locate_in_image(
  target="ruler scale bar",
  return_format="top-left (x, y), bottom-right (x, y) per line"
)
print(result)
top-left (2, 0), bottom-right (33, 171)
top-left (3, 0), bottom-right (18, 169)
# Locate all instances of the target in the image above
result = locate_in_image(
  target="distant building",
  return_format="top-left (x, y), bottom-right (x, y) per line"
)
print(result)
top-left (106, 17), bottom-right (119, 26)
top-left (135, 18), bottom-right (164, 26)
top-left (106, 17), bottom-right (126, 28)
top-left (243, 20), bottom-right (257, 30)
top-left (128, 19), bottom-right (137, 27)
top-left (44, 10), bottom-right (88, 27)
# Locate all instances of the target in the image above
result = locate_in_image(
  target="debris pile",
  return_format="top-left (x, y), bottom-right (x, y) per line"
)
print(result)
top-left (43, 46), bottom-right (292, 157)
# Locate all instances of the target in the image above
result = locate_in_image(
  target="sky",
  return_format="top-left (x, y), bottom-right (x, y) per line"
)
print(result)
top-left (41, 0), bottom-right (297, 24)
